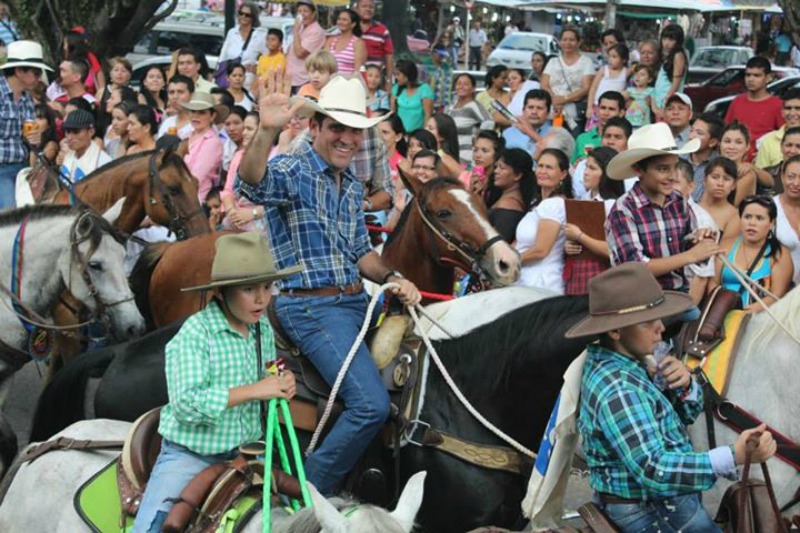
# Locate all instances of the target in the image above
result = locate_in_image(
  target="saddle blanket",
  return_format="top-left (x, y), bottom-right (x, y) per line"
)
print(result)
top-left (686, 310), bottom-right (747, 396)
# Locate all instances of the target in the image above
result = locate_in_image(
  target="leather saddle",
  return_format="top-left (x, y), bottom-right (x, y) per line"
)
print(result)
top-left (679, 286), bottom-right (741, 360)
top-left (116, 409), bottom-right (301, 533)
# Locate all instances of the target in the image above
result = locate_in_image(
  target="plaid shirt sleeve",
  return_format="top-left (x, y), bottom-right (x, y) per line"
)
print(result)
top-left (234, 156), bottom-right (293, 206)
top-left (605, 204), bottom-right (647, 266)
top-left (165, 318), bottom-right (229, 426)
top-left (597, 382), bottom-right (717, 497)
top-left (369, 130), bottom-right (394, 198)
top-left (672, 378), bottom-right (704, 426)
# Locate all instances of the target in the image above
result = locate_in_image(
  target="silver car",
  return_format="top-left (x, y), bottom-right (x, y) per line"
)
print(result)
top-left (486, 32), bottom-right (558, 74)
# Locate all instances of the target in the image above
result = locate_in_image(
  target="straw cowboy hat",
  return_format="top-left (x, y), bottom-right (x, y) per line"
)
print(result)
top-left (0, 40), bottom-right (53, 72)
top-left (564, 262), bottom-right (693, 338)
top-left (607, 122), bottom-right (700, 181)
top-left (290, 75), bottom-right (389, 129)
top-left (182, 231), bottom-right (303, 292)
top-left (180, 91), bottom-right (230, 124)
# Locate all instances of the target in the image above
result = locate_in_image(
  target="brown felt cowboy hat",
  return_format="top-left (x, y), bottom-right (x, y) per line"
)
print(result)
top-left (606, 122), bottom-right (700, 181)
top-left (182, 231), bottom-right (303, 292)
top-left (564, 262), bottom-right (693, 338)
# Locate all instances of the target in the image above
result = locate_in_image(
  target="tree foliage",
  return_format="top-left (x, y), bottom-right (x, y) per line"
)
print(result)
top-left (778, 0), bottom-right (800, 49)
top-left (8, 0), bottom-right (177, 64)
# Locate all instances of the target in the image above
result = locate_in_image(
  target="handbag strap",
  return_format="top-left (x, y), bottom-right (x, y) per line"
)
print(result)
top-left (558, 56), bottom-right (574, 93)
top-left (743, 433), bottom-right (789, 533)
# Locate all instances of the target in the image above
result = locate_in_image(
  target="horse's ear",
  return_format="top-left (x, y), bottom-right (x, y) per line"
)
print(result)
top-left (389, 471), bottom-right (427, 532)
top-left (398, 163), bottom-right (422, 197)
top-left (307, 482), bottom-right (348, 533)
top-left (102, 197), bottom-right (126, 225)
top-left (174, 140), bottom-right (190, 158)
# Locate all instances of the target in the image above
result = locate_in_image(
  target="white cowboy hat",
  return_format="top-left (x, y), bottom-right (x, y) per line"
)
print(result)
top-left (0, 40), bottom-right (53, 72)
top-left (290, 75), bottom-right (389, 130)
top-left (607, 122), bottom-right (700, 181)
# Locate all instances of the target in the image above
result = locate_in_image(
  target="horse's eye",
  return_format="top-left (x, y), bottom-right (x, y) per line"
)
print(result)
top-left (436, 209), bottom-right (451, 220)
top-left (168, 185), bottom-right (182, 195)
top-left (88, 261), bottom-right (103, 272)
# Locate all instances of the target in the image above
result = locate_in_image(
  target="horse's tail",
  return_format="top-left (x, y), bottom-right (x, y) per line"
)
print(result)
top-left (29, 345), bottom-right (116, 442)
top-left (129, 241), bottom-right (172, 331)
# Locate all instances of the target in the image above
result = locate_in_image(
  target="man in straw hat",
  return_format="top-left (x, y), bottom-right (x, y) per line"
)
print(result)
top-left (605, 122), bottom-right (721, 309)
top-left (567, 262), bottom-right (776, 532)
top-left (0, 40), bottom-right (52, 210)
top-left (133, 231), bottom-right (300, 532)
top-left (238, 70), bottom-right (421, 495)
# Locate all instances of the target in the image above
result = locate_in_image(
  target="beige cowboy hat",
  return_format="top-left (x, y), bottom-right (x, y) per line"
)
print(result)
top-left (290, 75), bottom-right (389, 129)
top-left (607, 122), bottom-right (700, 181)
top-left (564, 262), bottom-right (693, 338)
top-left (182, 231), bottom-right (304, 292)
top-left (0, 40), bottom-right (53, 72)
top-left (180, 91), bottom-right (230, 124)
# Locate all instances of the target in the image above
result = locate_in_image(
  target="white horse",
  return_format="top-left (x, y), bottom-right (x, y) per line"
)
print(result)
top-left (689, 283), bottom-right (800, 516)
top-left (0, 201), bottom-right (145, 408)
top-left (0, 419), bottom-right (426, 532)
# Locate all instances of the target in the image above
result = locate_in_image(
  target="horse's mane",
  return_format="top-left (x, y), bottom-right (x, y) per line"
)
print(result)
top-left (384, 177), bottom-right (463, 248)
top-left (273, 498), bottom-right (406, 533)
top-left (433, 294), bottom-right (593, 390)
top-left (743, 284), bottom-right (800, 351)
top-left (0, 203), bottom-right (79, 228)
top-left (78, 149), bottom-right (188, 184)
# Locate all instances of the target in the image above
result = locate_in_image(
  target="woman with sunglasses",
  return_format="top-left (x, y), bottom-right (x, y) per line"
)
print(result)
top-left (218, 1), bottom-right (264, 87)
top-left (774, 154), bottom-right (800, 284)
top-left (708, 195), bottom-right (793, 312)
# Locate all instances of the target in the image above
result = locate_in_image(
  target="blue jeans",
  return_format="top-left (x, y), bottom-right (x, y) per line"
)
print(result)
top-left (0, 162), bottom-right (25, 210)
top-left (275, 291), bottom-right (390, 495)
top-left (595, 492), bottom-right (720, 532)
top-left (132, 439), bottom-right (238, 533)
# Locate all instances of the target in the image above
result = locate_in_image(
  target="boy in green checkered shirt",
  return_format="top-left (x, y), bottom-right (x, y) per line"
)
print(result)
top-left (133, 231), bottom-right (302, 533)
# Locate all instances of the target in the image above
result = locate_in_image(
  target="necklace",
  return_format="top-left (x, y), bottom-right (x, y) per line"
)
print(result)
top-left (739, 241), bottom-right (763, 271)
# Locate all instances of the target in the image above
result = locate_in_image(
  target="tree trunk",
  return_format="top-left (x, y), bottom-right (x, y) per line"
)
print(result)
top-left (779, 0), bottom-right (800, 49)
top-left (382, 0), bottom-right (410, 55)
top-left (8, 0), bottom-right (177, 65)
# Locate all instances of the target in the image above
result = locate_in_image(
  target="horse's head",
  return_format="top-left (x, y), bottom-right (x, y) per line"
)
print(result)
top-left (401, 170), bottom-right (521, 287)
top-left (145, 148), bottom-right (209, 239)
top-left (307, 471), bottom-right (426, 532)
top-left (59, 199), bottom-right (145, 341)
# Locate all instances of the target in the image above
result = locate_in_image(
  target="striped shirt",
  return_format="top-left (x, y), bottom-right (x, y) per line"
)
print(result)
top-left (328, 35), bottom-right (359, 77)
top-left (0, 76), bottom-right (34, 164)
top-left (235, 143), bottom-right (372, 290)
top-left (605, 184), bottom-right (694, 291)
top-left (159, 301), bottom-right (274, 455)
top-left (445, 99), bottom-right (494, 164)
top-left (578, 345), bottom-right (720, 500)
top-left (361, 20), bottom-right (394, 67)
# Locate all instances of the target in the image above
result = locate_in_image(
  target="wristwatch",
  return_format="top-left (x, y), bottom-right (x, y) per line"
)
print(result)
top-left (382, 270), bottom-right (404, 284)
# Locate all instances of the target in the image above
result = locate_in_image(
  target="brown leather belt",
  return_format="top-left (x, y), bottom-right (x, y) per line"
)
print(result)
top-left (281, 281), bottom-right (363, 298)
top-left (598, 492), bottom-right (642, 505)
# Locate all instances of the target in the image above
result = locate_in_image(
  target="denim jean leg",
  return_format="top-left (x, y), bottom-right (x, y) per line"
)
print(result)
top-left (276, 293), bottom-right (391, 495)
top-left (0, 162), bottom-right (25, 211)
top-left (132, 440), bottom-right (235, 533)
top-left (656, 493), bottom-right (720, 532)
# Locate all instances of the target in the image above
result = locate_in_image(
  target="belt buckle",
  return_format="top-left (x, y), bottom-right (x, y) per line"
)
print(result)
top-left (405, 420), bottom-right (430, 447)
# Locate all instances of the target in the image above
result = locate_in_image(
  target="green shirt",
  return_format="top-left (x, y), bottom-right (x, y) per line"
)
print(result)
top-left (572, 128), bottom-right (602, 164)
top-left (159, 301), bottom-right (275, 455)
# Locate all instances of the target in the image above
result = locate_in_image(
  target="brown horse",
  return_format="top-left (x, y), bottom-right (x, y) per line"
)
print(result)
top-left (133, 175), bottom-right (520, 328)
top-left (48, 148), bottom-right (210, 373)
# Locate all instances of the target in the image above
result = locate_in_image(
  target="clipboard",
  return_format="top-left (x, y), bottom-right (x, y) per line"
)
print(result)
top-left (565, 199), bottom-right (607, 261)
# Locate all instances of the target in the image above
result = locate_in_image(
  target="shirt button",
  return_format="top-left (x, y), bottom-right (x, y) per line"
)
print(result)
top-left (667, 237), bottom-right (672, 242)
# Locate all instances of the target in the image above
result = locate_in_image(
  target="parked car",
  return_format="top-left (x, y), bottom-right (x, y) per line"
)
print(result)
top-left (486, 32), bottom-right (558, 73)
top-left (685, 66), bottom-right (800, 115)
top-left (704, 75), bottom-right (800, 118)
top-left (686, 46), bottom-right (754, 85)
top-left (126, 10), bottom-right (293, 66)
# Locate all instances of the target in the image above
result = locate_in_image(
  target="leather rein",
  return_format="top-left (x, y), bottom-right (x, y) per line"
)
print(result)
top-left (145, 149), bottom-right (206, 241)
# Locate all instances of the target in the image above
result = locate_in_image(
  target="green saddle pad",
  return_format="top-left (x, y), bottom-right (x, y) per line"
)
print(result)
top-left (74, 458), bottom-right (262, 533)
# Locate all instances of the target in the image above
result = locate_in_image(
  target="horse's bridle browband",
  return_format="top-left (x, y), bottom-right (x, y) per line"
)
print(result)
top-left (146, 149), bottom-right (206, 241)
top-left (414, 197), bottom-right (504, 276)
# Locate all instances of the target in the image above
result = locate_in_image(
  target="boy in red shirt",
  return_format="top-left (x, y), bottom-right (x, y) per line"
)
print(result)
top-left (724, 56), bottom-right (784, 158)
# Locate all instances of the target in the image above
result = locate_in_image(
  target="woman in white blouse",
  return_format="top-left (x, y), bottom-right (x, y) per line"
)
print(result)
top-left (218, 2), bottom-right (265, 87)
top-left (515, 148), bottom-right (574, 293)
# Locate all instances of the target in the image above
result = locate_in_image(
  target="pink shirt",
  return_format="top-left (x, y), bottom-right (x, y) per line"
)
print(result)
top-left (328, 35), bottom-right (358, 76)
top-left (184, 128), bottom-right (223, 203)
top-left (288, 21), bottom-right (327, 87)
top-left (221, 149), bottom-right (244, 203)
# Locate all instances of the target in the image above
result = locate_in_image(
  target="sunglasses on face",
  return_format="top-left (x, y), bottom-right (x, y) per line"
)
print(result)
top-left (238, 11), bottom-right (253, 18)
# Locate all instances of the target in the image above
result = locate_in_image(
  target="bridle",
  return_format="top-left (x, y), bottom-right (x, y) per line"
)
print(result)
top-left (145, 149), bottom-right (206, 241)
top-left (414, 194), bottom-right (504, 278)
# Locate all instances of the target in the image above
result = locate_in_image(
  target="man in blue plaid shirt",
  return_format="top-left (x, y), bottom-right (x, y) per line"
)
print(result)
top-left (0, 40), bottom-right (51, 210)
top-left (238, 71), bottom-right (421, 495)
top-left (566, 263), bottom-right (776, 532)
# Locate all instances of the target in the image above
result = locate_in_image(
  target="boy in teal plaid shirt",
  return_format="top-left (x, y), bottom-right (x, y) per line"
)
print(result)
top-left (133, 231), bottom-right (301, 533)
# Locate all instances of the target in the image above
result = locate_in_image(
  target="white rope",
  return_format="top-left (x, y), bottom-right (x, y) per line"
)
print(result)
top-left (305, 284), bottom-right (537, 460)
top-left (717, 253), bottom-right (800, 347)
